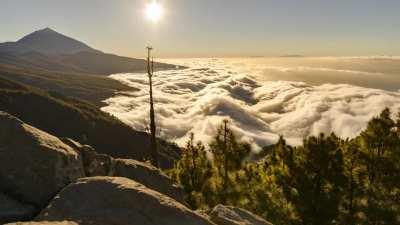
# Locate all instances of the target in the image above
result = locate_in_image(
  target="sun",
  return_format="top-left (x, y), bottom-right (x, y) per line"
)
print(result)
top-left (145, 1), bottom-right (164, 23)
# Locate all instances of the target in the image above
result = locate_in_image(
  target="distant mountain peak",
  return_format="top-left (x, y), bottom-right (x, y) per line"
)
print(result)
top-left (34, 27), bottom-right (59, 35)
top-left (42, 27), bottom-right (56, 32)
top-left (1, 28), bottom-right (101, 55)
top-left (18, 27), bottom-right (63, 42)
top-left (38, 27), bottom-right (56, 33)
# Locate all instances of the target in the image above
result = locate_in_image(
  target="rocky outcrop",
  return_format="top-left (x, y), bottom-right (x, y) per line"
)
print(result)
top-left (0, 111), bottom-right (85, 221)
top-left (36, 177), bottom-right (214, 225)
top-left (0, 192), bottom-right (36, 224)
top-left (0, 111), bottom-right (272, 225)
top-left (62, 138), bottom-right (185, 203)
top-left (61, 138), bottom-right (114, 176)
top-left (210, 205), bottom-right (273, 225)
top-left (113, 159), bottom-right (185, 203)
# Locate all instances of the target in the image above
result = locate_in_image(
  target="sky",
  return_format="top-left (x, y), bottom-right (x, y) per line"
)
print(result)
top-left (1, 0), bottom-right (400, 58)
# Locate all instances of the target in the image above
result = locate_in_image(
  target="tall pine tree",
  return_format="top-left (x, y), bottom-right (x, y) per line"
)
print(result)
top-left (169, 133), bottom-right (213, 208)
top-left (283, 134), bottom-right (345, 225)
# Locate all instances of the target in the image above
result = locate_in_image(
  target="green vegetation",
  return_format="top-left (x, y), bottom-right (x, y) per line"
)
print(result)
top-left (169, 110), bottom-right (400, 225)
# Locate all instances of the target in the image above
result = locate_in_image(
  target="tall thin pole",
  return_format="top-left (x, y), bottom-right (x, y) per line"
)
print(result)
top-left (147, 46), bottom-right (158, 167)
top-left (223, 119), bottom-right (228, 199)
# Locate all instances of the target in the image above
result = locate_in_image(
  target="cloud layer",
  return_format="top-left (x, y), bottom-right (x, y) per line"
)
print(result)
top-left (101, 58), bottom-right (400, 150)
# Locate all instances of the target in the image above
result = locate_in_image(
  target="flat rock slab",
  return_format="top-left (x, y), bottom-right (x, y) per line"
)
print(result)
top-left (210, 205), bottom-right (273, 225)
top-left (36, 176), bottom-right (215, 225)
top-left (113, 158), bottom-right (185, 203)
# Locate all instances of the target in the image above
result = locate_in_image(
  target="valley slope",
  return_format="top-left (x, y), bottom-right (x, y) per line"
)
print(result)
top-left (0, 76), bottom-right (180, 168)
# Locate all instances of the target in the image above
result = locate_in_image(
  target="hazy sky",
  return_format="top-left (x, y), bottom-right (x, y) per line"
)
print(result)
top-left (1, 0), bottom-right (399, 57)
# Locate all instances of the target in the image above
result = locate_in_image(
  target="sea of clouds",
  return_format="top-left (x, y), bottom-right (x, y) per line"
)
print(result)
top-left (101, 57), bottom-right (400, 150)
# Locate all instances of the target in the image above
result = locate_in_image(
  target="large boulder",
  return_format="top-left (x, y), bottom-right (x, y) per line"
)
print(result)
top-left (0, 111), bottom-right (85, 210)
top-left (61, 138), bottom-right (114, 176)
top-left (62, 138), bottom-right (185, 203)
top-left (0, 192), bottom-right (36, 224)
top-left (209, 205), bottom-right (273, 225)
top-left (113, 159), bottom-right (185, 203)
top-left (36, 177), bottom-right (215, 225)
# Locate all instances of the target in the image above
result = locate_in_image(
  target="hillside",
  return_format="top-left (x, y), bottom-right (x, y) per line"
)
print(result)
top-left (0, 77), bottom-right (180, 169)
top-left (0, 63), bottom-right (134, 106)
top-left (59, 51), bottom-right (176, 75)
top-left (0, 50), bottom-right (176, 76)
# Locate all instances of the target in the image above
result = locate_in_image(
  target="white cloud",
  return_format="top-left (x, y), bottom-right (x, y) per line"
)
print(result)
top-left (101, 58), bottom-right (400, 150)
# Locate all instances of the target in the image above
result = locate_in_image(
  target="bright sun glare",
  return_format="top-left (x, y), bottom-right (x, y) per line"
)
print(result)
top-left (145, 1), bottom-right (163, 23)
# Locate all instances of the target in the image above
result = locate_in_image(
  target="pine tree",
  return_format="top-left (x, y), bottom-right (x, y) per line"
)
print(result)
top-left (358, 108), bottom-right (399, 224)
top-left (235, 162), bottom-right (297, 225)
top-left (340, 139), bottom-right (364, 225)
top-left (167, 110), bottom-right (400, 225)
top-left (209, 120), bottom-right (251, 204)
top-left (283, 133), bottom-right (345, 225)
top-left (169, 133), bottom-right (213, 208)
top-left (270, 136), bottom-right (294, 169)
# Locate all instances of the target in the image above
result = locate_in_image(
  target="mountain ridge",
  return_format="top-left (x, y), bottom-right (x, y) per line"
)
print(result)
top-left (0, 28), bottom-right (101, 55)
top-left (0, 28), bottom-right (177, 75)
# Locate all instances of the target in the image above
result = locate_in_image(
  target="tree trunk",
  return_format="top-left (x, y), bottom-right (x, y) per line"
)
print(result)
top-left (147, 47), bottom-right (158, 167)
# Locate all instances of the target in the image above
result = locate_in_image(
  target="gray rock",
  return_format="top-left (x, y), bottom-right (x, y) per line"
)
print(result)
top-left (36, 177), bottom-right (215, 225)
top-left (113, 158), bottom-right (185, 203)
top-left (61, 138), bottom-right (113, 177)
top-left (0, 111), bottom-right (85, 208)
top-left (0, 192), bottom-right (36, 224)
top-left (62, 138), bottom-right (185, 203)
top-left (210, 205), bottom-right (273, 225)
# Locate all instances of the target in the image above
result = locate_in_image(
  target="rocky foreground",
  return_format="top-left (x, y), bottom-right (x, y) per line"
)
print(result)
top-left (0, 111), bottom-right (273, 225)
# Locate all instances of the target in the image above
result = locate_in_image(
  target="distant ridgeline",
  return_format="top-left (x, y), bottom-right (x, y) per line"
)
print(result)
top-left (0, 28), bottom-right (175, 75)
